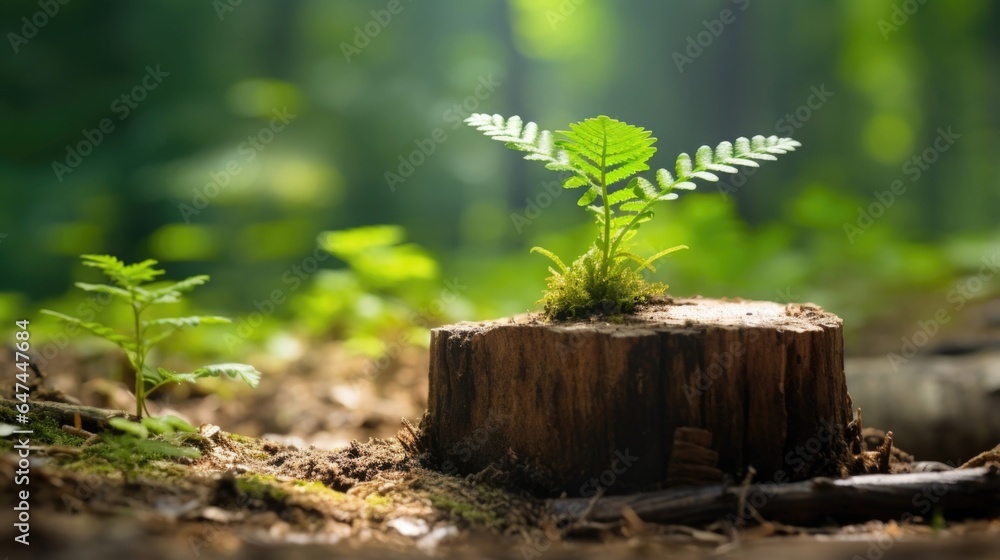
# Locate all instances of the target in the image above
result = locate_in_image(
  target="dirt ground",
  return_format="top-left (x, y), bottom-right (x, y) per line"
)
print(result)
top-left (2, 313), bottom-right (1000, 559)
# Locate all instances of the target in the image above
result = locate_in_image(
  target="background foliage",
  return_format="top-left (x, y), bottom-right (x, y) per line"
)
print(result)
top-left (1, 0), bottom-right (997, 353)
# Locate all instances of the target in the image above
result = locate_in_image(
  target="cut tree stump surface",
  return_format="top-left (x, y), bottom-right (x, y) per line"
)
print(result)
top-left (425, 297), bottom-right (854, 496)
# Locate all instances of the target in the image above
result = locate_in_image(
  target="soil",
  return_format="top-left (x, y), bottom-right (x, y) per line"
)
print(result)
top-left (2, 303), bottom-right (1000, 558)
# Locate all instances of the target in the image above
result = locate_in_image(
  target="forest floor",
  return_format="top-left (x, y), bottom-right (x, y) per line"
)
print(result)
top-left (2, 300), bottom-right (1000, 559)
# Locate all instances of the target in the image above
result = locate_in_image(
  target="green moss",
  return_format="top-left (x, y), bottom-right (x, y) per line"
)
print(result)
top-left (0, 403), bottom-right (87, 448)
top-left (55, 435), bottom-right (192, 481)
top-left (236, 474), bottom-right (290, 502)
top-left (292, 479), bottom-right (347, 501)
top-left (541, 247), bottom-right (663, 320)
top-left (226, 432), bottom-right (269, 460)
top-left (227, 433), bottom-right (255, 444)
top-left (365, 493), bottom-right (392, 508)
top-left (429, 492), bottom-right (502, 529)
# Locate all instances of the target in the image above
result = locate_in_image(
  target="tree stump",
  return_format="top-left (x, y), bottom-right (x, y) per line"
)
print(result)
top-left (424, 297), bottom-right (854, 496)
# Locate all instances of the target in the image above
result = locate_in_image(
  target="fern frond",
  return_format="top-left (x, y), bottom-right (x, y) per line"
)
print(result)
top-left (630, 177), bottom-right (658, 200)
top-left (466, 113), bottom-right (592, 189)
top-left (615, 251), bottom-right (658, 272)
top-left (638, 245), bottom-right (689, 270)
top-left (530, 246), bottom-right (569, 273)
top-left (619, 201), bottom-right (647, 213)
top-left (74, 282), bottom-right (131, 300)
top-left (576, 187), bottom-right (599, 206)
top-left (556, 116), bottom-right (656, 188)
top-left (606, 188), bottom-right (638, 206)
top-left (193, 363), bottom-right (262, 389)
top-left (39, 310), bottom-right (135, 351)
top-left (142, 275), bottom-right (211, 305)
top-left (144, 316), bottom-right (231, 345)
top-left (466, 112), bottom-right (801, 320)
top-left (82, 254), bottom-right (164, 288)
top-left (584, 204), bottom-right (605, 224)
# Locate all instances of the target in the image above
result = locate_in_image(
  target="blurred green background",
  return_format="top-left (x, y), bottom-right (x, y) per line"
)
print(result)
top-left (1, 0), bottom-right (998, 355)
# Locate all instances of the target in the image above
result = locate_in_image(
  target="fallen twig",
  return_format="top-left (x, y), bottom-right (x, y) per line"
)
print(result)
top-left (551, 466), bottom-right (1000, 527)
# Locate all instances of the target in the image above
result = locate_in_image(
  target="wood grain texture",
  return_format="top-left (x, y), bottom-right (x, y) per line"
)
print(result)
top-left (425, 297), bottom-right (853, 496)
top-left (551, 466), bottom-right (1000, 526)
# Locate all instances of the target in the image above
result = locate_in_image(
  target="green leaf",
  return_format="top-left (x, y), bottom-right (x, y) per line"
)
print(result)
top-left (145, 275), bottom-right (211, 304)
top-left (73, 282), bottom-right (132, 300)
top-left (577, 186), bottom-right (599, 206)
top-left (530, 247), bottom-right (568, 273)
top-left (616, 251), bottom-right (658, 272)
top-left (39, 310), bottom-right (135, 350)
top-left (467, 113), bottom-right (568, 173)
top-left (137, 439), bottom-right (201, 459)
top-left (152, 367), bottom-right (194, 384)
top-left (556, 116), bottom-right (657, 187)
top-left (654, 169), bottom-right (675, 191)
top-left (145, 316), bottom-right (230, 329)
top-left (561, 175), bottom-right (590, 189)
top-left (610, 211), bottom-right (652, 233)
top-left (193, 363), bottom-right (262, 389)
top-left (639, 245), bottom-right (689, 269)
top-left (675, 153), bottom-right (693, 178)
top-left (319, 225), bottom-right (405, 257)
top-left (141, 416), bottom-right (175, 435)
top-left (606, 186), bottom-right (638, 205)
top-left (619, 200), bottom-right (648, 213)
top-left (82, 255), bottom-right (164, 288)
top-left (695, 145), bottom-right (714, 169)
top-left (162, 415), bottom-right (198, 433)
top-left (585, 204), bottom-right (605, 223)
top-left (631, 177), bottom-right (658, 200)
top-left (109, 417), bottom-right (149, 439)
top-left (143, 316), bottom-right (230, 344)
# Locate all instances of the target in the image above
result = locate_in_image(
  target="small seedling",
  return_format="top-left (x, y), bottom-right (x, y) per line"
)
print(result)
top-left (42, 255), bottom-right (262, 418)
top-left (103, 416), bottom-right (202, 459)
top-left (466, 114), bottom-right (800, 319)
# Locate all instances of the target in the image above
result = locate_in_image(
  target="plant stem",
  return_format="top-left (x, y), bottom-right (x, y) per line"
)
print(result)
top-left (131, 294), bottom-right (145, 418)
top-left (599, 129), bottom-right (610, 279)
top-left (608, 181), bottom-right (679, 262)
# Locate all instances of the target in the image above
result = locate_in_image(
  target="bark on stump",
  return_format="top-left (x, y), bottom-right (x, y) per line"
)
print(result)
top-left (424, 297), bottom-right (854, 496)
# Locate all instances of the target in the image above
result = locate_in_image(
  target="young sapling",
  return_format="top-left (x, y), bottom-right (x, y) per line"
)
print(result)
top-left (42, 255), bottom-right (262, 418)
top-left (466, 114), bottom-right (800, 319)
